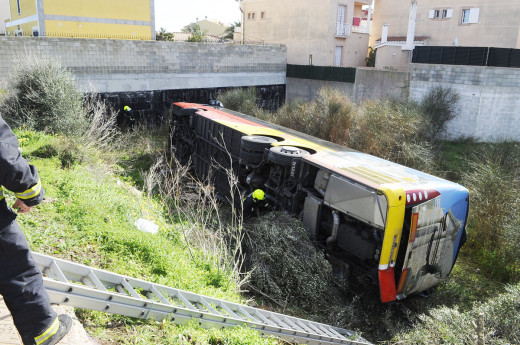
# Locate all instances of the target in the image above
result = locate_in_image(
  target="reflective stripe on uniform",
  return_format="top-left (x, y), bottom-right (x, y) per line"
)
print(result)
top-left (0, 186), bottom-right (4, 201)
top-left (14, 180), bottom-right (42, 200)
top-left (34, 316), bottom-right (59, 345)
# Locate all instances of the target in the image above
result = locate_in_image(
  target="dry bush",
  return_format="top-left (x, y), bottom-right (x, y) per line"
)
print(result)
top-left (462, 142), bottom-right (520, 281)
top-left (243, 212), bottom-right (346, 310)
top-left (393, 283), bottom-right (520, 344)
top-left (348, 99), bottom-right (434, 171)
top-left (141, 144), bottom-right (247, 288)
top-left (219, 87), bottom-right (434, 171)
top-left (268, 88), bottom-right (355, 142)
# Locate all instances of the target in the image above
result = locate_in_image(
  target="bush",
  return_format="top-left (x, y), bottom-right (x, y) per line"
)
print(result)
top-left (269, 88), bottom-right (355, 142)
top-left (217, 87), bottom-right (267, 118)
top-left (0, 54), bottom-right (87, 135)
top-left (462, 142), bottom-right (520, 281)
top-left (393, 283), bottom-right (520, 344)
top-left (243, 212), bottom-right (344, 309)
top-left (420, 86), bottom-right (460, 142)
top-left (349, 98), bottom-right (434, 171)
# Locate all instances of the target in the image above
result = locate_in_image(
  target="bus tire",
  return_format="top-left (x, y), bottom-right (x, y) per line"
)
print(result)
top-left (268, 146), bottom-right (310, 166)
top-left (241, 135), bottom-right (278, 152)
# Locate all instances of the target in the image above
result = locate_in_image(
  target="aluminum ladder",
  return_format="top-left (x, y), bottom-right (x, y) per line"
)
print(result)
top-left (33, 253), bottom-right (371, 345)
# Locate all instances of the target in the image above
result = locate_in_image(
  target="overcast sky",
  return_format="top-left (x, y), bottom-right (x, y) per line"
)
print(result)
top-left (155, 0), bottom-right (242, 32)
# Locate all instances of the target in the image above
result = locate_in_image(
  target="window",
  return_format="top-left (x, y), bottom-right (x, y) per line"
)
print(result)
top-left (252, 12), bottom-right (255, 19)
top-left (442, 9), bottom-right (453, 18)
top-left (442, 10), bottom-right (447, 18)
top-left (261, 11), bottom-right (265, 19)
top-left (247, 13), bottom-right (251, 20)
top-left (462, 8), bottom-right (480, 24)
top-left (17, 0), bottom-right (21, 14)
top-left (434, 10), bottom-right (440, 18)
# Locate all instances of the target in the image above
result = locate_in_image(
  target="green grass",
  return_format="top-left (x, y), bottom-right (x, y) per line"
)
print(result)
top-left (9, 129), bottom-right (276, 344)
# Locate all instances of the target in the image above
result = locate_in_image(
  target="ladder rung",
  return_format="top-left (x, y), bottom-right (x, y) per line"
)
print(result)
top-left (121, 279), bottom-right (143, 299)
top-left (151, 286), bottom-right (172, 305)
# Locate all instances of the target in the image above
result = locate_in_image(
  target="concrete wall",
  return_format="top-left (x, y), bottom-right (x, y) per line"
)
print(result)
top-left (0, 37), bottom-right (286, 123)
top-left (286, 68), bottom-right (409, 103)
top-left (410, 63), bottom-right (520, 141)
top-left (0, 37), bottom-right (286, 93)
top-left (375, 45), bottom-right (412, 72)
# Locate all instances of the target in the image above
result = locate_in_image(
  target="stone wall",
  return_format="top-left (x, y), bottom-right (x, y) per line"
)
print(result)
top-left (410, 63), bottom-right (520, 141)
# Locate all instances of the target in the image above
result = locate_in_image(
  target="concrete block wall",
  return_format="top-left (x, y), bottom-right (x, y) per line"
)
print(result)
top-left (0, 37), bottom-right (287, 93)
top-left (410, 63), bottom-right (520, 141)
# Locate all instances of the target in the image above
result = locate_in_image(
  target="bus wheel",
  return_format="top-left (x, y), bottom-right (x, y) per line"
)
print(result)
top-left (268, 146), bottom-right (310, 166)
top-left (241, 135), bottom-right (278, 152)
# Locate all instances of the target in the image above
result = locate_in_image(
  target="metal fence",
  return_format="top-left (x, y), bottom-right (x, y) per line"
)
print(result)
top-left (412, 46), bottom-right (520, 68)
top-left (286, 64), bottom-right (356, 83)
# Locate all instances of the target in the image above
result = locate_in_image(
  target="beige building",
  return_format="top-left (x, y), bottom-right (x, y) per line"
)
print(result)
top-left (0, 0), bottom-right (9, 33)
top-left (241, 0), bottom-right (372, 67)
top-left (372, 0), bottom-right (520, 50)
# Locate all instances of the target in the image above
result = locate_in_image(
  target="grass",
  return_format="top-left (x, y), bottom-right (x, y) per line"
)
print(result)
top-left (8, 129), bottom-right (277, 345)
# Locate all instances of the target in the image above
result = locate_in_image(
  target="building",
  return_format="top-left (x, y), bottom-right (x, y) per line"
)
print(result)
top-left (3, 0), bottom-right (155, 40)
top-left (0, 0), bottom-right (9, 33)
top-left (372, 0), bottom-right (520, 69)
top-left (192, 18), bottom-right (229, 39)
top-left (241, 0), bottom-right (373, 67)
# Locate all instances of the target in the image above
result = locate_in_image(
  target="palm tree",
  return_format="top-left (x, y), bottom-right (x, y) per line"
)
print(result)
top-left (224, 21), bottom-right (241, 40)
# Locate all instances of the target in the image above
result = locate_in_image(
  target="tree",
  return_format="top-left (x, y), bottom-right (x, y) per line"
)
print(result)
top-left (224, 21), bottom-right (241, 41)
top-left (156, 27), bottom-right (175, 41)
top-left (182, 23), bottom-right (207, 43)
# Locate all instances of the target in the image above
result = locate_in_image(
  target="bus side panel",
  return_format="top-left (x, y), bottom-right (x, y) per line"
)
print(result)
top-left (192, 113), bottom-right (244, 198)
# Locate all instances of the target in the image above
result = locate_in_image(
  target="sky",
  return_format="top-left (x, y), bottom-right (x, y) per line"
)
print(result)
top-left (155, 0), bottom-right (242, 32)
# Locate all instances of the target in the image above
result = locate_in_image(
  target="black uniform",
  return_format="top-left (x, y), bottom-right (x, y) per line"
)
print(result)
top-left (0, 115), bottom-right (57, 344)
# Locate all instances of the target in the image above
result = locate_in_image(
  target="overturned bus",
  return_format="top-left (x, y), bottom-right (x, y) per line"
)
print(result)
top-left (170, 102), bottom-right (469, 303)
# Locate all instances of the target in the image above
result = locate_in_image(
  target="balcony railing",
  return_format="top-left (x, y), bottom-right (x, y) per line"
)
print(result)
top-left (336, 22), bottom-right (351, 37)
top-left (336, 23), bottom-right (370, 37)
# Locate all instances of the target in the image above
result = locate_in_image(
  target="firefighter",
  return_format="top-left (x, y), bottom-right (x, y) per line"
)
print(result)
top-left (242, 189), bottom-right (267, 219)
top-left (123, 105), bottom-right (136, 128)
top-left (0, 115), bottom-right (71, 345)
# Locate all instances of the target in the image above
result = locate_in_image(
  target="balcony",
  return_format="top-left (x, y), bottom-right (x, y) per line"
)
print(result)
top-left (336, 23), bottom-right (370, 38)
top-left (335, 22), bottom-right (351, 37)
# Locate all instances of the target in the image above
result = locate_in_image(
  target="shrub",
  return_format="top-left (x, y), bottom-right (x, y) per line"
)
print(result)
top-left (420, 86), bottom-right (460, 142)
top-left (269, 88), bottom-right (355, 142)
top-left (349, 98), bottom-right (434, 171)
top-left (462, 142), bottom-right (520, 281)
top-left (393, 283), bottom-right (520, 344)
top-left (217, 87), bottom-right (266, 118)
top-left (243, 212), bottom-right (344, 309)
top-left (0, 54), bottom-right (87, 135)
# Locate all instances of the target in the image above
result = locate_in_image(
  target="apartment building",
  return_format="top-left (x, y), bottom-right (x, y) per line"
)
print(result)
top-left (0, 0), bottom-right (8, 33)
top-left (372, 0), bottom-right (520, 49)
top-left (241, 0), bottom-right (372, 67)
top-left (4, 0), bottom-right (155, 40)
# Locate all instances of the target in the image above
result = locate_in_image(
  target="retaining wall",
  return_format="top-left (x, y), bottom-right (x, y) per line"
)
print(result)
top-left (0, 37), bottom-right (287, 121)
top-left (410, 63), bottom-right (520, 141)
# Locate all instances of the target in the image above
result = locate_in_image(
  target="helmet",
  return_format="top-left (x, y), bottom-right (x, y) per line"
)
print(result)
top-left (252, 189), bottom-right (265, 201)
top-left (124, 106), bottom-right (131, 111)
